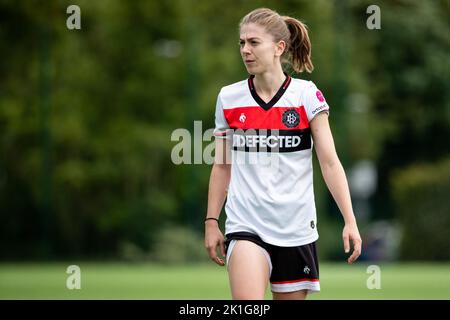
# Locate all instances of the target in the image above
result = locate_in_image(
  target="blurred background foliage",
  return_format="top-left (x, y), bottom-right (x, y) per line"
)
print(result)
top-left (0, 0), bottom-right (449, 262)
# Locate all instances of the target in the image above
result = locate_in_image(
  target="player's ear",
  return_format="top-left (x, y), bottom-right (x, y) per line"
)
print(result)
top-left (275, 40), bottom-right (286, 57)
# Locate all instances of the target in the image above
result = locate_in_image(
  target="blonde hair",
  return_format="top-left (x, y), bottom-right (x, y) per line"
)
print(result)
top-left (240, 8), bottom-right (314, 73)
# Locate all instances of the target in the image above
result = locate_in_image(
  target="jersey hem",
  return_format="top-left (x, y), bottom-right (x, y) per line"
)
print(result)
top-left (225, 227), bottom-right (319, 247)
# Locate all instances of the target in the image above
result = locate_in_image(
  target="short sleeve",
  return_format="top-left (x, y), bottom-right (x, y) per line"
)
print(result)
top-left (213, 91), bottom-right (230, 139)
top-left (302, 81), bottom-right (330, 122)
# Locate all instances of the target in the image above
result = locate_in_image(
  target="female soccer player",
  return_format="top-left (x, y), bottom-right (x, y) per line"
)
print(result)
top-left (204, 8), bottom-right (362, 300)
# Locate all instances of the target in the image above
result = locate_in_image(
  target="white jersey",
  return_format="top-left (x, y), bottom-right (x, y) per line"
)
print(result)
top-left (213, 74), bottom-right (330, 246)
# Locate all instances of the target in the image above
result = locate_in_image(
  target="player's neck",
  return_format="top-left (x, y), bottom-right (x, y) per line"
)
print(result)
top-left (253, 69), bottom-right (286, 97)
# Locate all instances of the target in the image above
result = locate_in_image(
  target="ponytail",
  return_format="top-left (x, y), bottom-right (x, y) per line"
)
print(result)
top-left (282, 17), bottom-right (314, 73)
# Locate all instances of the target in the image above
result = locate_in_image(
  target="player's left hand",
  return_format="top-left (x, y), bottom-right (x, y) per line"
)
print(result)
top-left (342, 223), bottom-right (362, 264)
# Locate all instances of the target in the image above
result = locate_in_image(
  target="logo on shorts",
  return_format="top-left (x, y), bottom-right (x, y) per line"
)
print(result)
top-left (282, 109), bottom-right (300, 128)
top-left (310, 220), bottom-right (315, 229)
top-left (304, 266), bottom-right (311, 274)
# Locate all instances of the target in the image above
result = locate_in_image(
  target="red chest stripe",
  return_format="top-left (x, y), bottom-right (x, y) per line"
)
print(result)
top-left (224, 106), bottom-right (309, 130)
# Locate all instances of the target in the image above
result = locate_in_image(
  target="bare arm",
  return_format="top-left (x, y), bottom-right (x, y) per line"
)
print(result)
top-left (310, 112), bottom-right (362, 264)
top-left (204, 137), bottom-right (231, 266)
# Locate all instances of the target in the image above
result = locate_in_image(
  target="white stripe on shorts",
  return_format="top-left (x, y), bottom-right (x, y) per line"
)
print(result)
top-left (271, 280), bottom-right (320, 294)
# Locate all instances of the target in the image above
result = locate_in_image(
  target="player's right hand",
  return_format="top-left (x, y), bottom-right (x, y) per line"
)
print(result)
top-left (204, 221), bottom-right (226, 266)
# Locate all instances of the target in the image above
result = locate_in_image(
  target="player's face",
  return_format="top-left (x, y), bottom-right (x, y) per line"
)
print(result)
top-left (239, 23), bottom-right (283, 74)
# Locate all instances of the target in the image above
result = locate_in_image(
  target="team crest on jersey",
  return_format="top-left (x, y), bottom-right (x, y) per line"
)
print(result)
top-left (282, 109), bottom-right (300, 128)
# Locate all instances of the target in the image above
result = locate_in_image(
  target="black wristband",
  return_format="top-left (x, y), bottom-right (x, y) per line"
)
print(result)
top-left (204, 217), bottom-right (219, 223)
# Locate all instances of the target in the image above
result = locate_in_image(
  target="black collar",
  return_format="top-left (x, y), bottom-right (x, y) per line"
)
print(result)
top-left (248, 73), bottom-right (292, 111)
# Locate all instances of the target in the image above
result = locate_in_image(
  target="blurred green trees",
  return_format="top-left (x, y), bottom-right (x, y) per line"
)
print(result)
top-left (393, 157), bottom-right (450, 260)
top-left (0, 0), bottom-right (448, 260)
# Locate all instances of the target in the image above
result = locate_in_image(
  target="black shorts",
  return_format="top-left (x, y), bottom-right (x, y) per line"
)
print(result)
top-left (225, 232), bottom-right (320, 293)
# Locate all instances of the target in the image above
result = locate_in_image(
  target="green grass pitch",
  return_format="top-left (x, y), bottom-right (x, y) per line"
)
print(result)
top-left (0, 262), bottom-right (449, 299)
